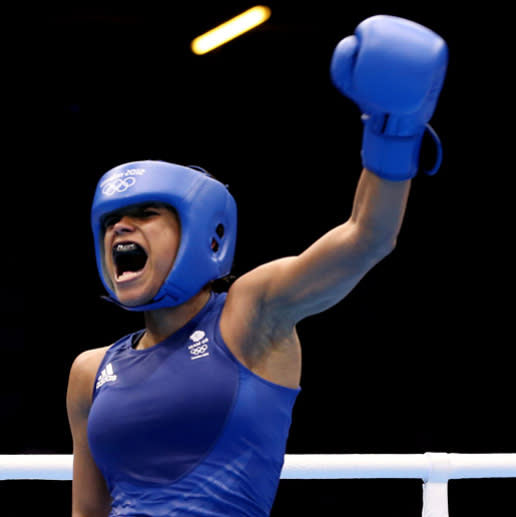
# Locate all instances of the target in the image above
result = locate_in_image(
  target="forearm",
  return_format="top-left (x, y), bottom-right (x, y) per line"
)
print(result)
top-left (349, 168), bottom-right (411, 252)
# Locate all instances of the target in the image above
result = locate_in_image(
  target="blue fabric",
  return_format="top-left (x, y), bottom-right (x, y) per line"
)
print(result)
top-left (88, 293), bottom-right (300, 516)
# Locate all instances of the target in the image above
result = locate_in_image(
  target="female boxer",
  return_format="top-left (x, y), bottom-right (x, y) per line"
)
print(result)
top-left (67, 15), bottom-right (448, 517)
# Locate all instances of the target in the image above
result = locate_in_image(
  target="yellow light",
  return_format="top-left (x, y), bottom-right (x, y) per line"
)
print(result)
top-left (191, 5), bottom-right (271, 55)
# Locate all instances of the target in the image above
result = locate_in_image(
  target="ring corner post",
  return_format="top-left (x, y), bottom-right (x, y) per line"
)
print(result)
top-left (421, 480), bottom-right (449, 517)
top-left (422, 452), bottom-right (451, 517)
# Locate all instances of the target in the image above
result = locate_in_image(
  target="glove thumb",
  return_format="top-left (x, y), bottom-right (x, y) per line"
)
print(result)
top-left (330, 35), bottom-right (359, 97)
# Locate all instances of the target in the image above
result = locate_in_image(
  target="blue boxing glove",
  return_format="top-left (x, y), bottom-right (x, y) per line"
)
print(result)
top-left (330, 15), bottom-right (448, 180)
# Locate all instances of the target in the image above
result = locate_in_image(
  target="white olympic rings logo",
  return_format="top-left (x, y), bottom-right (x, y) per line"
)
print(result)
top-left (190, 344), bottom-right (208, 355)
top-left (102, 177), bottom-right (137, 196)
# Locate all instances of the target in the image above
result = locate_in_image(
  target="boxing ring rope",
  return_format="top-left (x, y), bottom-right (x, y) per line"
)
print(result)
top-left (1, 453), bottom-right (515, 516)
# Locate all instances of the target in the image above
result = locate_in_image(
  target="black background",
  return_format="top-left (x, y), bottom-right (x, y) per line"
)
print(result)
top-left (3, 1), bottom-right (514, 515)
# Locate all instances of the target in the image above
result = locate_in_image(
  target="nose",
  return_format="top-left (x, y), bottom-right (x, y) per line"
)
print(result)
top-left (113, 216), bottom-right (136, 235)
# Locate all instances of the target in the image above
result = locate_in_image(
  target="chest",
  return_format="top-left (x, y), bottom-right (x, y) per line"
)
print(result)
top-left (87, 332), bottom-right (239, 484)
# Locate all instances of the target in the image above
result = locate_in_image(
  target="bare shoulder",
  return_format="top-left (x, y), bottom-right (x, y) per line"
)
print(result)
top-left (226, 257), bottom-right (297, 313)
top-left (220, 260), bottom-right (302, 389)
top-left (67, 346), bottom-right (110, 414)
top-left (69, 346), bottom-right (110, 382)
top-left (223, 257), bottom-right (299, 329)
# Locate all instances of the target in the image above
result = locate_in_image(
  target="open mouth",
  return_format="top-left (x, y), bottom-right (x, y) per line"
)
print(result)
top-left (112, 242), bottom-right (148, 281)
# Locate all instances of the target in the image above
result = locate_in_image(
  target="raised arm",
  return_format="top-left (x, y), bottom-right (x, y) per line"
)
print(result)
top-left (228, 16), bottom-right (448, 329)
top-left (259, 168), bottom-right (411, 322)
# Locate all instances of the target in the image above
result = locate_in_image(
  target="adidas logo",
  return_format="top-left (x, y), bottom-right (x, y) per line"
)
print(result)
top-left (188, 330), bottom-right (210, 360)
top-left (96, 363), bottom-right (117, 389)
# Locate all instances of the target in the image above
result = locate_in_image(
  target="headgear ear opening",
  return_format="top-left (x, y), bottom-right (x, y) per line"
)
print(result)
top-left (91, 160), bottom-right (237, 311)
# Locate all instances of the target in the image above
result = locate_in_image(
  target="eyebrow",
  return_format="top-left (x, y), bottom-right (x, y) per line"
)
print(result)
top-left (101, 203), bottom-right (176, 228)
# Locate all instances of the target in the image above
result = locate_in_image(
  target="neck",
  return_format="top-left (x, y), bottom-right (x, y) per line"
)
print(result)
top-left (137, 289), bottom-right (211, 350)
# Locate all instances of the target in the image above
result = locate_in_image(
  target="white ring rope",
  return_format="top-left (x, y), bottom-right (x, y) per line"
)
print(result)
top-left (282, 453), bottom-right (516, 480)
top-left (0, 453), bottom-right (515, 481)
top-left (2, 453), bottom-right (514, 517)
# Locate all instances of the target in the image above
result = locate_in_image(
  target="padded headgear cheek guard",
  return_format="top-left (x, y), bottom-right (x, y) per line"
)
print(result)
top-left (91, 160), bottom-right (237, 311)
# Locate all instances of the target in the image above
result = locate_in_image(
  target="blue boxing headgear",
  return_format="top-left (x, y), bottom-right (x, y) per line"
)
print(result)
top-left (91, 160), bottom-right (237, 311)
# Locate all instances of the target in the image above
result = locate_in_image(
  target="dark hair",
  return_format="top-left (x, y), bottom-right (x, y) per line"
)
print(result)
top-left (209, 274), bottom-right (237, 293)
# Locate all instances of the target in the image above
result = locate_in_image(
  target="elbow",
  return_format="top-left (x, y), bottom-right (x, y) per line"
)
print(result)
top-left (355, 224), bottom-right (399, 265)
top-left (369, 237), bottom-right (397, 265)
top-left (378, 234), bottom-right (398, 258)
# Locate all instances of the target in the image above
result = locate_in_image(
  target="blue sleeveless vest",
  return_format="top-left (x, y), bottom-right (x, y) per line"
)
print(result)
top-left (87, 293), bottom-right (300, 516)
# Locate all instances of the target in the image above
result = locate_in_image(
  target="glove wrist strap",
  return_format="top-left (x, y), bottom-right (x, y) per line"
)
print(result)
top-left (362, 117), bottom-right (442, 181)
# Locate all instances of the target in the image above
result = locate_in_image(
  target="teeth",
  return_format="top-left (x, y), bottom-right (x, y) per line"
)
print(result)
top-left (114, 242), bottom-right (138, 253)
